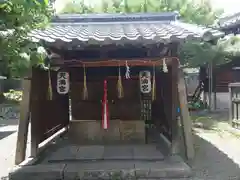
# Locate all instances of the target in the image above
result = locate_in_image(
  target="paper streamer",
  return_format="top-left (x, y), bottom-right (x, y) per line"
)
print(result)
top-left (125, 60), bottom-right (130, 79)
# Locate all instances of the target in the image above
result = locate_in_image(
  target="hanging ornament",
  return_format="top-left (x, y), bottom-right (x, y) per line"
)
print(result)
top-left (48, 69), bottom-right (53, 100)
top-left (162, 58), bottom-right (168, 73)
top-left (117, 64), bottom-right (124, 98)
top-left (152, 64), bottom-right (156, 101)
top-left (125, 60), bottom-right (130, 79)
top-left (102, 80), bottom-right (109, 130)
top-left (82, 64), bottom-right (88, 100)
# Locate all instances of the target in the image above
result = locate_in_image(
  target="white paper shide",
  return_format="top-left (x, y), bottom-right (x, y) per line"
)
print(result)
top-left (57, 72), bottom-right (69, 94)
top-left (139, 71), bottom-right (151, 93)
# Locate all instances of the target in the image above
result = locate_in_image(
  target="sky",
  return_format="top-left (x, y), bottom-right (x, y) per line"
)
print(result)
top-left (211, 0), bottom-right (240, 15)
top-left (54, 0), bottom-right (240, 15)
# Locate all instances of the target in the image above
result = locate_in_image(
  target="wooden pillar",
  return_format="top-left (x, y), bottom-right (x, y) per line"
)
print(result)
top-left (15, 78), bottom-right (31, 165)
top-left (208, 62), bottom-right (213, 111)
top-left (178, 68), bottom-right (195, 160)
top-left (229, 84), bottom-right (233, 125)
top-left (213, 71), bottom-right (217, 110)
top-left (171, 60), bottom-right (180, 154)
top-left (168, 43), bottom-right (180, 155)
top-left (31, 113), bottom-right (38, 158)
top-left (30, 68), bottom-right (42, 157)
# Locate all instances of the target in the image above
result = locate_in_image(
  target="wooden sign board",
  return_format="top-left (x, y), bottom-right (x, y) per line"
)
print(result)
top-left (139, 71), bottom-right (151, 94)
top-left (57, 71), bottom-right (69, 94)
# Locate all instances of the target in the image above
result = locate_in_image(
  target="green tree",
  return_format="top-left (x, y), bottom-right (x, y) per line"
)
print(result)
top-left (60, 0), bottom-right (94, 14)
top-left (0, 0), bottom-right (52, 78)
top-left (60, 0), bottom-right (222, 25)
top-left (179, 35), bottom-right (240, 67)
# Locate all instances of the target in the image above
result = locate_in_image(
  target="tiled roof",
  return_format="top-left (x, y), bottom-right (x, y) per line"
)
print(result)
top-left (218, 12), bottom-right (240, 29)
top-left (29, 13), bottom-right (224, 45)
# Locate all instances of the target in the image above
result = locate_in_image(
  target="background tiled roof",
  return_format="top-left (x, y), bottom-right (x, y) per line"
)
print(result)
top-left (217, 12), bottom-right (240, 29)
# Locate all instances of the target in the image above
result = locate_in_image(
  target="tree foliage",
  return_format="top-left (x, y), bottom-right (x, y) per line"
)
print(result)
top-left (180, 36), bottom-right (240, 67)
top-left (0, 0), bottom-right (52, 78)
top-left (60, 0), bottom-right (222, 25)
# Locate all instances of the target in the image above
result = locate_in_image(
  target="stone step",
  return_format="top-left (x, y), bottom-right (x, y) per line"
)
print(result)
top-left (9, 157), bottom-right (191, 180)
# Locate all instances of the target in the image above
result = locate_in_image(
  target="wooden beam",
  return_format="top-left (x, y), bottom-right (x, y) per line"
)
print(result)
top-left (15, 79), bottom-right (31, 165)
top-left (178, 68), bottom-right (195, 160)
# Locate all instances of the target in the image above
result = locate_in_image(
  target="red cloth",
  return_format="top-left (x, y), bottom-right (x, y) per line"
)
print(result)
top-left (102, 80), bottom-right (109, 129)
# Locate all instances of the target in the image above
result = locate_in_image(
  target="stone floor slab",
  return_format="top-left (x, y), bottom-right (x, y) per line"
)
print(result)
top-left (76, 145), bottom-right (104, 160)
top-left (63, 161), bottom-right (135, 180)
top-left (9, 164), bottom-right (66, 180)
top-left (133, 145), bottom-right (164, 160)
top-left (47, 146), bottom-right (79, 162)
top-left (103, 145), bottom-right (133, 160)
top-left (134, 160), bottom-right (192, 179)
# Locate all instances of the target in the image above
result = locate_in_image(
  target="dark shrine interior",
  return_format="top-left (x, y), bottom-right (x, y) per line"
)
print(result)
top-left (44, 43), bottom-right (176, 141)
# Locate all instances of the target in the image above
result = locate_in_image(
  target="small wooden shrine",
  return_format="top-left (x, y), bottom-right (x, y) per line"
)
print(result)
top-left (14, 12), bottom-right (224, 166)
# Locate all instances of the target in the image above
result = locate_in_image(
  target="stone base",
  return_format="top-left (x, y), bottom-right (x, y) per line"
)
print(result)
top-left (120, 120), bottom-right (145, 143)
top-left (68, 120), bottom-right (145, 144)
top-left (9, 156), bottom-right (192, 180)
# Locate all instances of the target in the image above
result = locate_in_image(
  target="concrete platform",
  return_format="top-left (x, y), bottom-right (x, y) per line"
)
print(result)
top-left (9, 145), bottom-right (192, 180)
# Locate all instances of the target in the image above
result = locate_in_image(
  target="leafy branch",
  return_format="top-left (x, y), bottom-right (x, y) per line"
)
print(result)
top-left (0, 0), bottom-right (52, 78)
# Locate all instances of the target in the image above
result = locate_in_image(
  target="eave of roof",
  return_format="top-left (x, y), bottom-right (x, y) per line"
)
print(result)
top-left (29, 13), bottom-right (224, 45)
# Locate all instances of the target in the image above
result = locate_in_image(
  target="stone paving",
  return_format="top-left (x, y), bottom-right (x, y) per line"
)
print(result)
top-left (9, 144), bottom-right (191, 180)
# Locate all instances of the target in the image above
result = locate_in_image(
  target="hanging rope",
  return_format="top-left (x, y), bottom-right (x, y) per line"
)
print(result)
top-left (82, 64), bottom-right (88, 100)
top-left (117, 63), bottom-right (124, 98)
top-left (152, 63), bottom-right (156, 101)
top-left (48, 69), bottom-right (53, 100)
top-left (60, 57), bottom-right (179, 68)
